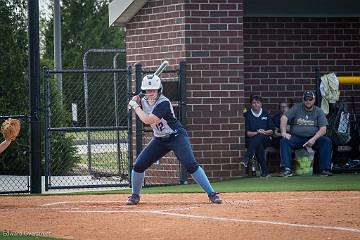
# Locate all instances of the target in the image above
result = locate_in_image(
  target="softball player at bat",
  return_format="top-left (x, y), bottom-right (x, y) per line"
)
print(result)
top-left (127, 74), bottom-right (222, 205)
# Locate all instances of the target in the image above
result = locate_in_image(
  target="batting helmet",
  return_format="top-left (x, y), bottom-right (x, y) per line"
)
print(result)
top-left (141, 74), bottom-right (163, 93)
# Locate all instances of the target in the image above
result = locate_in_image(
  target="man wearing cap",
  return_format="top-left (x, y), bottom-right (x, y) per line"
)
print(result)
top-left (279, 91), bottom-right (333, 177)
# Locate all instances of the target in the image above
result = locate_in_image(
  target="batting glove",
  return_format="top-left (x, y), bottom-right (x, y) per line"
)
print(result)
top-left (128, 100), bottom-right (140, 110)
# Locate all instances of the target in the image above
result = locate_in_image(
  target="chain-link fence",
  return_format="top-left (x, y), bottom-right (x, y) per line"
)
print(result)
top-left (0, 116), bottom-right (30, 193)
top-left (44, 62), bottom-right (132, 190)
top-left (134, 62), bottom-right (188, 186)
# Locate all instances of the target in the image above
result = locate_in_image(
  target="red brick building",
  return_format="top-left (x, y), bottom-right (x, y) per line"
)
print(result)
top-left (109, 0), bottom-right (360, 181)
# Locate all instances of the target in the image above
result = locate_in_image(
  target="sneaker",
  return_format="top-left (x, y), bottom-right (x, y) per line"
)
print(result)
top-left (320, 170), bottom-right (333, 176)
top-left (126, 194), bottom-right (140, 205)
top-left (208, 192), bottom-right (222, 204)
top-left (281, 168), bottom-right (293, 177)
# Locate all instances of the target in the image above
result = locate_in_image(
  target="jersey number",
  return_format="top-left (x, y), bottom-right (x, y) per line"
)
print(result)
top-left (156, 122), bottom-right (164, 131)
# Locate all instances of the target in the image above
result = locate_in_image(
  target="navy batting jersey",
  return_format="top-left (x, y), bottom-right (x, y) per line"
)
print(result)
top-left (141, 95), bottom-right (182, 137)
top-left (244, 109), bottom-right (275, 132)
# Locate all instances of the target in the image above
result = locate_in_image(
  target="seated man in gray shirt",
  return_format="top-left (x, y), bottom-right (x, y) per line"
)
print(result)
top-left (280, 91), bottom-right (332, 177)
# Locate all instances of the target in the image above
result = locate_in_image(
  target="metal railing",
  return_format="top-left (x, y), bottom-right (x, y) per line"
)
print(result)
top-left (44, 50), bottom-right (132, 190)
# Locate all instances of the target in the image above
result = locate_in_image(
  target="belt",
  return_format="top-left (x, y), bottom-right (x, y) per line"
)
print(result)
top-left (156, 129), bottom-right (180, 140)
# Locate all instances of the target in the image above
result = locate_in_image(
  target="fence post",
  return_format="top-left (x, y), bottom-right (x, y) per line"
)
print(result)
top-left (135, 64), bottom-right (143, 158)
top-left (28, 0), bottom-right (42, 193)
top-left (44, 68), bottom-right (51, 191)
top-left (83, 52), bottom-right (92, 175)
top-left (127, 66), bottom-right (133, 187)
top-left (179, 61), bottom-right (189, 184)
top-left (113, 53), bottom-right (122, 176)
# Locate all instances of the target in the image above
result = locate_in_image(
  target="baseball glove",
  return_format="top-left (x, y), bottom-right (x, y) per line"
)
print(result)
top-left (1, 118), bottom-right (21, 141)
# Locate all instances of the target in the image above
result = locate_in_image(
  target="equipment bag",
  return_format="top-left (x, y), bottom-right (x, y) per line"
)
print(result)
top-left (327, 101), bottom-right (351, 145)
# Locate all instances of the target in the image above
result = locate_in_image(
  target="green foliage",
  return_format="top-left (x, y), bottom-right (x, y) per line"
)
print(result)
top-left (0, 0), bottom-right (28, 115)
top-left (42, 0), bottom-right (126, 68)
top-left (49, 132), bottom-right (80, 176)
top-left (0, 0), bottom-right (29, 175)
top-left (0, 139), bottom-right (29, 175)
top-left (48, 76), bottom-right (73, 127)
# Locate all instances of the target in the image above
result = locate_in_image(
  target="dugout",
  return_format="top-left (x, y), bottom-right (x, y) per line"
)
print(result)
top-left (109, 0), bottom-right (360, 182)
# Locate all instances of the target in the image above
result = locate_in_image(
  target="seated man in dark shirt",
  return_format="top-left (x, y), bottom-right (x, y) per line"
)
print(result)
top-left (241, 95), bottom-right (274, 177)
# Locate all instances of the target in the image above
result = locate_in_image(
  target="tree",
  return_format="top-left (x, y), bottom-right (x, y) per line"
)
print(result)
top-left (0, 0), bottom-right (29, 174)
top-left (0, 0), bottom-right (28, 115)
top-left (42, 0), bottom-right (125, 68)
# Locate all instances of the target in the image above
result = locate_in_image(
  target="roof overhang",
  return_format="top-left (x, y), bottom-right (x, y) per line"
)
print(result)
top-left (108, 0), bottom-right (147, 27)
top-left (244, 0), bottom-right (360, 17)
top-left (108, 0), bottom-right (360, 28)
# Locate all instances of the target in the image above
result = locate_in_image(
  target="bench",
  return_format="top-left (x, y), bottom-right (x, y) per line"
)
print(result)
top-left (243, 147), bottom-right (280, 176)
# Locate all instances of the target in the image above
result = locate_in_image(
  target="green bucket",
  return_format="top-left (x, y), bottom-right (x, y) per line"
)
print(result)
top-left (295, 148), bottom-right (314, 176)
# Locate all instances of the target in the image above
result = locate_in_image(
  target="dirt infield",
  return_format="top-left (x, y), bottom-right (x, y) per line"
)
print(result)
top-left (0, 191), bottom-right (360, 240)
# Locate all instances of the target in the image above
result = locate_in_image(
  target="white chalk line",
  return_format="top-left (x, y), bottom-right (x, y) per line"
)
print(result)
top-left (61, 209), bottom-right (360, 234)
top-left (40, 201), bottom-right (197, 212)
top-left (41, 200), bottom-right (120, 206)
top-left (273, 196), bottom-right (360, 201)
top-left (227, 196), bottom-right (360, 204)
top-left (38, 200), bottom-right (198, 209)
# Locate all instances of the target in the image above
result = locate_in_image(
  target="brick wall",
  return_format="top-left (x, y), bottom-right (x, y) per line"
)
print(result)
top-left (244, 17), bottom-right (360, 115)
top-left (126, 0), bottom-right (245, 182)
top-left (126, 0), bottom-right (186, 67)
top-left (183, 0), bottom-right (244, 179)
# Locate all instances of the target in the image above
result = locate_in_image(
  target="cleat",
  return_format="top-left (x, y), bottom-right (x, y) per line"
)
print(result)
top-left (126, 194), bottom-right (140, 205)
top-left (208, 192), bottom-right (222, 204)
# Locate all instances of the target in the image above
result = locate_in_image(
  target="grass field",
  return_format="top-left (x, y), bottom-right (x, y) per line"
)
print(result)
top-left (78, 151), bottom-right (128, 173)
top-left (46, 173), bottom-right (360, 196)
top-left (140, 173), bottom-right (360, 193)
